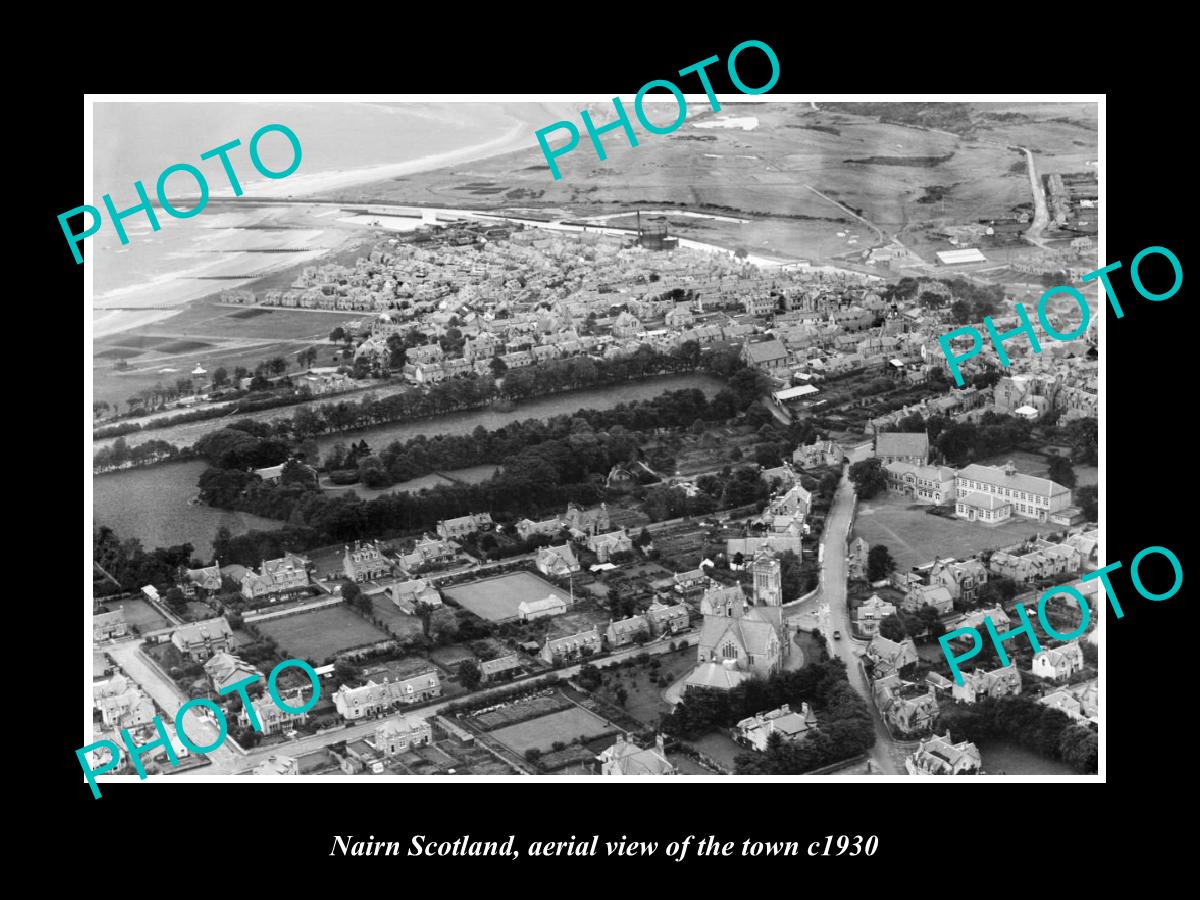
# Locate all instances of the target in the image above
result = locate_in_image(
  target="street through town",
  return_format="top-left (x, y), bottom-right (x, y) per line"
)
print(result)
top-left (787, 473), bottom-right (910, 775)
top-left (105, 640), bottom-right (240, 770)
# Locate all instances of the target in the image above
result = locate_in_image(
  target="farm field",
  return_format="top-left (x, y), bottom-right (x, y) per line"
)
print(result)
top-left (255, 605), bottom-right (391, 662)
top-left (489, 706), bottom-right (619, 755)
top-left (443, 571), bottom-right (570, 622)
top-left (853, 494), bottom-right (1055, 572)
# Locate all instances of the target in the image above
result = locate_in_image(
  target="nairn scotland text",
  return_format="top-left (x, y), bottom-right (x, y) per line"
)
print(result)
top-left (330, 835), bottom-right (520, 858)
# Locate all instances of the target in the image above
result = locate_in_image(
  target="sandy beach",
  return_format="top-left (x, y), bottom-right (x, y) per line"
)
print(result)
top-left (90, 121), bottom-right (534, 339)
top-left (206, 122), bottom-right (530, 201)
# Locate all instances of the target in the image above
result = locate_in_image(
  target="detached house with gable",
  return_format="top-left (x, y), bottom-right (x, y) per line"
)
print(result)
top-left (905, 733), bottom-right (982, 775)
top-left (343, 540), bottom-right (394, 583)
top-left (240, 553), bottom-right (311, 601)
top-left (951, 663), bottom-right (1022, 704)
top-left (1032, 640), bottom-right (1085, 681)
top-left (171, 618), bottom-right (234, 662)
top-left (865, 635), bottom-right (920, 678)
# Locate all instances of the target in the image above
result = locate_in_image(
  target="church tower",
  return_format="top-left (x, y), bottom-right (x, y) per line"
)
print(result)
top-left (752, 548), bottom-right (782, 607)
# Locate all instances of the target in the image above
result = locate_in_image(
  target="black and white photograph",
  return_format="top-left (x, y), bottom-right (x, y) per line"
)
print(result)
top-left (84, 92), bottom-right (1105, 791)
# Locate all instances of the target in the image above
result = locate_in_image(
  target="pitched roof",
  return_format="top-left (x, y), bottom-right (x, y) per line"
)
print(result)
top-left (685, 662), bottom-right (749, 690)
top-left (744, 339), bottom-right (788, 363)
top-left (598, 737), bottom-right (674, 775)
top-left (957, 463), bottom-right (1071, 498)
top-left (173, 617), bottom-right (233, 645)
top-left (958, 491), bottom-right (1009, 510)
top-left (479, 655), bottom-right (522, 676)
top-left (701, 611), bottom-right (779, 659)
top-left (875, 432), bottom-right (930, 459)
top-left (519, 594), bottom-right (567, 615)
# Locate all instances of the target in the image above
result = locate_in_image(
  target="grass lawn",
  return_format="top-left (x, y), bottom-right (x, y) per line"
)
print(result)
top-left (690, 732), bottom-right (745, 772)
top-left (443, 571), bottom-right (570, 622)
top-left (368, 593), bottom-right (425, 639)
top-left (256, 605), bottom-right (390, 662)
top-left (489, 707), bottom-right (619, 755)
top-left (109, 597), bottom-right (172, 632)
top-left (976, 738), bottom-right (1075, 775)
top-left (669, 753), bottom-right (714, 775)
top-left (853, 493), bottom-right (1056, 572)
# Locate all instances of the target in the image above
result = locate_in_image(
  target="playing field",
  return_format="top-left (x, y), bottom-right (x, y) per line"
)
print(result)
top-left (443, 571), bottom-right (571, 622)
top-left (110, 597), bottom-right (172, 632)
top-left (489, 707), bottom-right (619, 755)
top-left (853, 494), bottom-right (1054, 572)
top-left (255, 605), bottom-right (390, 662)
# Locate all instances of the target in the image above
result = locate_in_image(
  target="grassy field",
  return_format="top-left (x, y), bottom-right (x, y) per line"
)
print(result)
top-left (92, 298), bottom-right (363, 411)
top-left (691, 732), bottom-right (745, 771)
top-left (108, 597), bottom-right (172, 632)
top-left (444, 571), bottom-right (571, 622)
top-left (853, 493), bottom-right (1055, 572)
top-left (316, 102), bottom-right (1096, 272)
top-left (255, 605), bottom-right (391, 661)
top-left (489, 706), bottom-right (618, 755)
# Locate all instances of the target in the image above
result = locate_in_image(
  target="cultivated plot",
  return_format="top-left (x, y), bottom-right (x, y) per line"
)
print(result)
top-left (488, 707), bottom-right (619, 755)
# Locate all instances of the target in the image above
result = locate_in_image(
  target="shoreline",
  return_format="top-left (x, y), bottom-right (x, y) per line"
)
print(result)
top-left (91, 123), bottom-right (534, 339)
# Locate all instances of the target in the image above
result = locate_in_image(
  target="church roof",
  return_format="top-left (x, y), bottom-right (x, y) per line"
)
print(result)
top-left (685, 662), bottom-right (750, 690)
top-left (700, 612), bottom-right (779, 659)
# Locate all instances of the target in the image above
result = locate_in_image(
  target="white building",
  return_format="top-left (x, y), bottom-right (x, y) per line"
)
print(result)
top-left (954, 461), bottom-right (1072, 523)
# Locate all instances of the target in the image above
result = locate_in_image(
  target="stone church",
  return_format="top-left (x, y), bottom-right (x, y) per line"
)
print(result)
top-left (694, 548), bottom-right (791, 683)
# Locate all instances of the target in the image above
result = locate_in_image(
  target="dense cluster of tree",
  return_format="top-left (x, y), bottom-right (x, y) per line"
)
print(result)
top-left (1047, 455), bottom-right (1077, 488)
top-left (929, 412), bottom-right (1033, 467)
top-left (977, 576), bottom-right (1019, 608)
top-left (195, 425), bottom-right (295, 470)
top-left (848, 458), bottom-right (888, 499)
top-left (866, 544), bottom-right (895, 582)
top-left (939, 696), bottom-right (1097, 774)
top-left (1047, 417), bottom-right (1098, 467)
top-left (93, 437), bottom-right (191, 472)
top-left (93, 526), bottom-right (199, 596)
top-left (878, 606), bottom-right (944, 641)
top-left (662, 660), bottom-right (875, 773)
top-left (1075, 484), bottom-right (1097, 522)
